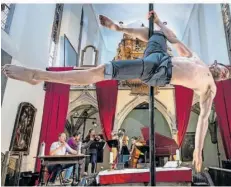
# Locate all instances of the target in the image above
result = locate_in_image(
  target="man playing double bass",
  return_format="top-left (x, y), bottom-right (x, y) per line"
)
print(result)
top-left (129, 136), bottom-right (146, 168)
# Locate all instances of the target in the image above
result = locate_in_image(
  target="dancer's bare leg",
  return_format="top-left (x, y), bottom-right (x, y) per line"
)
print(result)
top-left (2, 64), bottom-right (105, 85)
top-left (1, 65), bottom-right (42, 85)
top-left (99, 15), bottom-right (149, 42)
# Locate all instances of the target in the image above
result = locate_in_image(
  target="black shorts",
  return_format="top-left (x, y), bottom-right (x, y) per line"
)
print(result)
top-left (104, 52), bottom-right (172, 87)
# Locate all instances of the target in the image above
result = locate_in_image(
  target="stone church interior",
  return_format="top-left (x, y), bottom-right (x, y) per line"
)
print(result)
top-left (1, 3), bottom-right (231, 186)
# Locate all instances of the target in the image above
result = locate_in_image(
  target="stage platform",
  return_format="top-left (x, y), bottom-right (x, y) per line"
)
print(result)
top-left (96, 167), bottom-right (192, 186)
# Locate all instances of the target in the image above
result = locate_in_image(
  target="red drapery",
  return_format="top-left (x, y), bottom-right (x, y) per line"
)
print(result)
top-left (36, 67), bottom-right (73, 171)
top-left (175, 85), bottom-right (194, 147)
top-left (95, 80), bottom-right (118, 141)
top-left (214, 79), bottom-right (231, 159)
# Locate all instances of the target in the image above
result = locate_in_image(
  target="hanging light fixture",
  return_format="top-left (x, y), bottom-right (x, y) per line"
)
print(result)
top-left (74, 112), bottom-right (79, 117)
top-left (92, 121), bottom-right (98, 127)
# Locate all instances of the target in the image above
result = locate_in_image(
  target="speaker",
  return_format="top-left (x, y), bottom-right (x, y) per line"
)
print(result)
top-left (222, 160), bottom-right (231, 169)
top-left (78, 174), bottom-right (97, 186)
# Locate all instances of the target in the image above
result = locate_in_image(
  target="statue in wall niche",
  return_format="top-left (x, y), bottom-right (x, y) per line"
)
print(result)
top-left (9, 102), bottom-right (37, 155)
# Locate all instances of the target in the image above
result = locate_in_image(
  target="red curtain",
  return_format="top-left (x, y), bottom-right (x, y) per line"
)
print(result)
top-left (36, 67), bottom-right (73, 171)
top-left (175, 85), bottom-right (194, 147)
top-left (214, 79), bottom-right (231, 159)
top-left (95, 80), bottom-right (118, 141)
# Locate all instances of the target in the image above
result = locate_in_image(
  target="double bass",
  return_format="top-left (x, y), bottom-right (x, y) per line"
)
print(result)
top-left (130, 137), bottom-right (146, 168)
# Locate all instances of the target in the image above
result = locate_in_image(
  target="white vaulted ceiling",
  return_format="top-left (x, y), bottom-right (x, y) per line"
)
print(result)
top-left (92, 4), bottom-right (194, 54)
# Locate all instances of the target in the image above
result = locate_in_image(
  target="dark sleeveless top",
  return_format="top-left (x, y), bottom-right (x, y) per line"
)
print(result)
top-left (143, 31), bottom-right (167, 58)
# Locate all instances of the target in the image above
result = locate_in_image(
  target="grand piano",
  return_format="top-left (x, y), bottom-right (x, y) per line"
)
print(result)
top-left (141, 127), bottom-right (179, 166)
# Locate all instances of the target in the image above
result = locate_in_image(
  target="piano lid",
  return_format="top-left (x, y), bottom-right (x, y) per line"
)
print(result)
top-left (141, 127), bottom-right (178, 156)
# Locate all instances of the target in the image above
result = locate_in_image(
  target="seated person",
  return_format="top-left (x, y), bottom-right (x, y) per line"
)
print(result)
top-left (63, 132), bottom-right (86, 183)
top-left (47, 132), bottom-right (77, 184)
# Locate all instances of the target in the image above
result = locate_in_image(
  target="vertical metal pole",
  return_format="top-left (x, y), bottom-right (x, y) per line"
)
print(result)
top-left (82, 118), bottom-right (86, 141)
top-left (148, 3), bottom-right (156, 186)
top-left (77, 6), bottom-right (84, 66)
top-left (216, 142), bottom-right (221, 168)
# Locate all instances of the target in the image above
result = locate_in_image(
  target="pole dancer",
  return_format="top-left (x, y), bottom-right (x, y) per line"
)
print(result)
top-left (148, 3), bottom-right (156, 186)
top-left (2, 10), bottom-right (231, 173)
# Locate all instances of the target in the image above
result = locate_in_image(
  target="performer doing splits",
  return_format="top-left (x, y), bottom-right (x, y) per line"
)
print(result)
top-left (2, 11), bottom-right (231, 172)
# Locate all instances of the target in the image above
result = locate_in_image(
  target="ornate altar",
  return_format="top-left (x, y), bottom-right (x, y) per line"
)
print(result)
top-left (114, 33), bottom-right (173, 95)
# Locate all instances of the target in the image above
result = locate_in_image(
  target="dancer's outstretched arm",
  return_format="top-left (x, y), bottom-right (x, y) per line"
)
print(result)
top-left (193, 88), bottom-right (216, 172)
top-left (158, 21), bottom-right (192, 57)
top-left (149, 11), bottom-right (193, 57)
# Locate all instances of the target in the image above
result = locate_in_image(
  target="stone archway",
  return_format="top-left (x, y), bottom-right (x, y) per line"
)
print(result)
top-left (66, 104), bottom-right (98, 136)
top-left (68, 90), bottom-right (98, 118)
top-left (114, 95), bottom-right (176, 136)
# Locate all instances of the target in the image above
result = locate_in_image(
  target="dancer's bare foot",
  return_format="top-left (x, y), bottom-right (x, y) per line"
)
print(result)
top-left (2, 64), bottom-right (41, 85)
top-left (99, 15), bottom-right (121, 31)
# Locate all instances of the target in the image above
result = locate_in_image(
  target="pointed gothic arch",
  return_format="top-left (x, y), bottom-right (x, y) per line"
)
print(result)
top-left (114, 95), bottom-right (176, 136)
top-left (68, 91), bottom-right (98, 118)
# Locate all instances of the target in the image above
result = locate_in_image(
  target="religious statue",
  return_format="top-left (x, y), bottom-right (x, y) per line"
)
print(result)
top-left (10, 102), bottom-right (37, 155)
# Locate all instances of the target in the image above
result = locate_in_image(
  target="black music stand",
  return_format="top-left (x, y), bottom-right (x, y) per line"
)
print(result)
top-left (89, 141), bottom-right (106, 173)
top-left (120, 146), bottom-right (130, 162)
top-left (107, 140), bottom-right (123, 169)
top-left (120, 146), bottom-right (130, 169)
top-left (107, 140), bottom-right (119, 149)
top-left (136, 145), bottom-right (150, 165)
